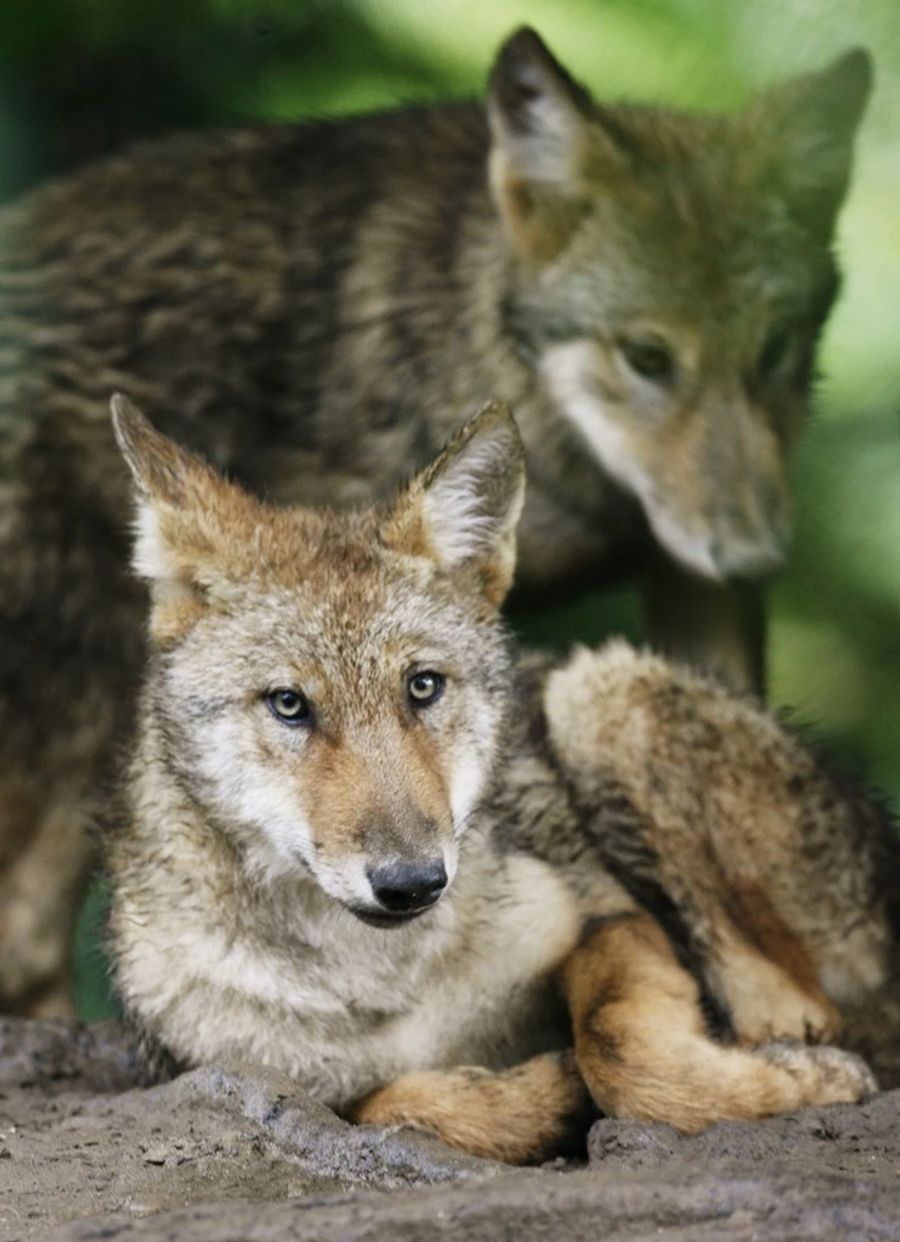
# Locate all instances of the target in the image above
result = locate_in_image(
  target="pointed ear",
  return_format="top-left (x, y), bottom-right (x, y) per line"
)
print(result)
top-left (749, 48), bottom-right (872, 241)
top-left (487, 27), bottom-right (621, 261)
top-left (381, 402), bottom-right (526, 611)
top-left (111, 394), bottom-right (254, 636)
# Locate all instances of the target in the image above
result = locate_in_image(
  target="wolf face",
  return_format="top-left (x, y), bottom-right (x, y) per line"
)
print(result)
top-left (113, 396), bottom-right (524, 924)
top-left (489, 29), bottom-right (871, 579)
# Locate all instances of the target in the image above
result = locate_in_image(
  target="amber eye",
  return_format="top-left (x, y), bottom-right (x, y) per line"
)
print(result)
top-left (618, 336), bottom-right (675, 384)
top-left (407, 671), bottom-right (445, 708)
top-left (267, 688), bottom-right (311, 725)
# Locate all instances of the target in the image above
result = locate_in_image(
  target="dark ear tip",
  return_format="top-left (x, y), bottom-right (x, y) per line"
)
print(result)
top-left (825, 46), bottom-right (874, 113)
top-left (492, 25), bottom-right (553, 84)
top-left (835, 45), bottom-right (873, 91)
top-left (837, 46), bottom-right (873, 81)
top-left (496, 25), bottom-right (546, 60)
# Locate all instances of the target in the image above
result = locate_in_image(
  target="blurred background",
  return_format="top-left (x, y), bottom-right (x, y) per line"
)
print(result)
top-left (0, 0), bottom-right (896, 1017)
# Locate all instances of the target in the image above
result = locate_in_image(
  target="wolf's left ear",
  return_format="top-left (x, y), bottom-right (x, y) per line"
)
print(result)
top-left (381, 402), bottom-right (526, 611)
top-left (750, 48), bottom-right (873, 241)
top-left (487, 27), bottom-right (620, 260)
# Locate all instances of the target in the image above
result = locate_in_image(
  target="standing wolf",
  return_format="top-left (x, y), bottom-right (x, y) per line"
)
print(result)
top-left (0, 28), bottom-right (872, 1014)
top-left (105, 396), bottom-right (896, 1163)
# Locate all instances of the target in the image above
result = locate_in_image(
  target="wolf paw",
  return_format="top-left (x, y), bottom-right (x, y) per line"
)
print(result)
top-left (758, 1041), bottom-right (877, 1109)
top-left (730, 985), bottom-right (841, 1047)
top-left (721, 953), bottom-right (842, 1047)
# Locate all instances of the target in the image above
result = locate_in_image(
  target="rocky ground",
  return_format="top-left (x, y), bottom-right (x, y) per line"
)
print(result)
top-left (3, 1018), bottom-right (900, 1242)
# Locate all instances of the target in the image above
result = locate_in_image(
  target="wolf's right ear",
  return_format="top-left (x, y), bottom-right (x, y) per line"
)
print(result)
top-left (488, 27), bottom-right (620, 260)
top-left (749, 47), bottom-right (873, 242)
top-left (381, 402), bottom-right (526, 612)
top-left (111, 395), bottom-right (254, 634)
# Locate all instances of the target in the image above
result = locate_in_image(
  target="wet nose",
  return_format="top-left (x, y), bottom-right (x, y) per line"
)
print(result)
top-left (367, 859), bottom-right (448, 913)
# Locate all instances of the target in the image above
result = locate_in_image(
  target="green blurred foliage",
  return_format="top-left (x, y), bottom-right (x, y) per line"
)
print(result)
top-left (0, 0), bottom-right (896, 1019)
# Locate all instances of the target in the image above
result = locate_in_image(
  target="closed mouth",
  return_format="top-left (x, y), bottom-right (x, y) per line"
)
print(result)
top-left (348, 905), bottom-right (430, 928)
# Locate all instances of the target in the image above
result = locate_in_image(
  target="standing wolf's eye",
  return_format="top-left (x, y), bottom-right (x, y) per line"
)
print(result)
top-left (758, 330), bottom-right (792, 378)
top-left (266, 688), bottom-right (312, 725)
top-left (407, 671), bottom-right (445, 708)
top-left (618, 337), bottom-right (675, 384)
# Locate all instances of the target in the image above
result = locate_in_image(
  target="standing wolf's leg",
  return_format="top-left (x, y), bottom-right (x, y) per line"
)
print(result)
top-left (0, 631), bottom-right (136, 1016)
top-left (560, 912), bottom-right (874, 1133)
top-left (0, 778), bottom-right (95, 1016)
top-left (0, 439), bottom-right (143, 1014)
top-left (351, 1050), bottom-right (594, 1164)
top-left (643, 559), bottom-right (766, 696)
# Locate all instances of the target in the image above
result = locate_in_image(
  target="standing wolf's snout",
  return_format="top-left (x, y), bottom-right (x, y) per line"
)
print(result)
top-left (366, 859), bottom-right (448, 917)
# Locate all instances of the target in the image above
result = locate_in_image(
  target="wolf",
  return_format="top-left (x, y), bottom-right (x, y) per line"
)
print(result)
top-left (0, 27), bottom-right (872, 1014)
top-left (103, 394), bottom-right (897, 1163)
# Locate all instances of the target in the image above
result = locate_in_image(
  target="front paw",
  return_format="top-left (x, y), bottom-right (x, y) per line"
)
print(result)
top-left (758, 1041), bottom-right (877, 1108)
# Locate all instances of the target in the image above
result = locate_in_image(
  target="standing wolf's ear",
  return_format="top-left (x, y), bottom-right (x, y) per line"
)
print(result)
top-left (381, 402), bottom-right (526, 611)
top-left (487, 27), bottom-right (620, 261)
top-left (112, 394), bottom-right (257, 635)
top-left (750, 48), bottom-right (872, 242)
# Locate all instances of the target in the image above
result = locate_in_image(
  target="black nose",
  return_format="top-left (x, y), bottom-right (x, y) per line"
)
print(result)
top-left (367, 859), bottom-right (448, 913)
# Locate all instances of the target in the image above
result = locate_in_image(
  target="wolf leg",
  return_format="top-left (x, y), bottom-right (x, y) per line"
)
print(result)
top-left (560, 912), bottom-right (874, 1133)
top-left (699, 896), bottom-right (842, 1046)
top-left (643, 560), bottom-right (766, 696)
top-left (351, 1050), bottom-right (594, 1164)
top-left (0, 778), bottom-right (96, 1016)
top-left (544, 641), bottom-right (896, 1047)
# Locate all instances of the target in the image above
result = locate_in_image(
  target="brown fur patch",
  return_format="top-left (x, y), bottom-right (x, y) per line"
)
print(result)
top-left (300, 726), bottom-right (452, 858)
top-left (727, 881), bottom-right (824, 1000)
top-left (492, 171), bottom-right (590, 262)
top-left (559, 911), bottom-right (865, 1132)
top-left (351, 1050), bottom-right (594, 1164)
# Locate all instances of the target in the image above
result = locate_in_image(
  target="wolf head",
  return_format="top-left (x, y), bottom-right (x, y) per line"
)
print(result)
top-left (489, 28), bottom-right (872, 580)
top-left (112, 394), bottom-right (524, 925)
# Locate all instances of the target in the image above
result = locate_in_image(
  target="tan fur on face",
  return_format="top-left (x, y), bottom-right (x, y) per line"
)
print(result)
top-left (113, 398), bottom-right (521, 901)
top-left (286, 718), bottom-right (452, 862)
top-left (540, 336), bottom-right (792, 579)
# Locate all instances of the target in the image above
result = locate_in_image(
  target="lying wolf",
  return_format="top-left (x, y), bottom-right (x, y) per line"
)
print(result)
top-left (0, 26), bottom-right (873, 1018)
top-left (104, 395), bottom-right (896, 1162)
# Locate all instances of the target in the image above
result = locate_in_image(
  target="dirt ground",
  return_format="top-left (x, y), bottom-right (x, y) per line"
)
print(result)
top-left (3, 1018), bottom-right (900, 1242)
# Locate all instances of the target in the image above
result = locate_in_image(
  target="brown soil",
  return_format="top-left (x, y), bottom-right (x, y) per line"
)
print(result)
top-left (3, 1018), bottom-right (900, 1241)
